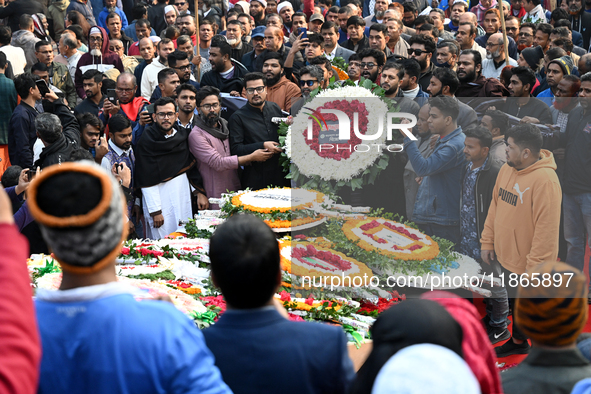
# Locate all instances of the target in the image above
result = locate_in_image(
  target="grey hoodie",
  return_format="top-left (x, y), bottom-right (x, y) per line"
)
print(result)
top-left (11, 30), bottom-right (40, 72)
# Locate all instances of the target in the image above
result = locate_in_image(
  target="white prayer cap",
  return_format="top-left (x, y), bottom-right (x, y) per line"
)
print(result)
top-left (277, 1), bottom-right (293, 13)
top-left (89, 27), bottom-right (101, 36)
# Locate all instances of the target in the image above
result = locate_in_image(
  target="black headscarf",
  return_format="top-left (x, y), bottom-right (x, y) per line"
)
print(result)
top-left (350, 299), bottom-right (464, 394)
top-left (134, 122), bottom-right (204, 193)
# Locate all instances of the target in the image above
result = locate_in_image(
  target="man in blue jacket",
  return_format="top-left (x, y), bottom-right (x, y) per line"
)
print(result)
top-left (203, 214), bottom-right (356, 394)
top-left (403, 96), bottom-right (467, 246)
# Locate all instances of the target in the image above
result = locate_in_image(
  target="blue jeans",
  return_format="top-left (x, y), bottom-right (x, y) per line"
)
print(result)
top-left (564, 193), bottom-right (591, 284)
top-left (417, 223), bottom-right (461, 249)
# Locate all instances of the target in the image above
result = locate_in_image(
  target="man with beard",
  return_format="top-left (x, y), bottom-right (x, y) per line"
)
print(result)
top-left (226, 20), bottom-right (253, 61)
top-left (135, 96), bottom-right (207, 239)
top-left (427, 67), bottom-right (478, 130)
top-left (277, 1), bottom-right (294, 36)
top-left (357, 48), bottom-right (385, 84)
top-left (259, 52), bottom-right (300, 111)
top-left (74, 69), bottom-right (104, 116)
top-left (98, 0), bottom-right (128, 31)
top-left (562, 72), bottom-right (591, 285)
top-left (189, 86), bottom-right (272, 208)
top-left (140, 38), bottom-right (174, 100)
top-left (229, 72), bottom-right (288, 190)
top-left (399, 58), bottom-right (429, 106)
top-left (537, 55), bottom-right (574, 106)
top-left (455, 50), bottom-right (508, 105)
top-left (74, 26), bottom-right (124, 99)
top-left (481, 33), bottom-right (518, 79)
top-left (175, 83), bottom-right (197, 133)
top-left (402, 2), bottom-right (418, 28)
top-left (533, 23), bottom-right (552, 53)
top-left (446, 0), bottom-right (467, 32)
top-left (150, 50), bottom-right (199, 101)
top-left (408, 34), bottom-right (436, 92)
top-left (201, 38), bottom-right (248, 95)
top-left (177, 12), bottom-right (198, 46)
top-left (435, 40), bottom-right (459, 71)
top-left (242, 26), bottom-right (266, 72)
top-left (456, 21), bottom-right (487, 59)
top-left (403, 103), bottom-right (434, 218)
top-left (503, 66), bottom-right (552, 124)
top-left (364, 0), bottom-right (390, 27)
top-left (403, 96), bottom-right (467, 246)
top-left (290, 65), bottom-right (324, 115)
top-left (77, 113), bottom-right (108, 163)
top-left (133, 37), bottom-right (156, 98)
top-left (475, 9), bottom-right (519, 60)
top-left (480, 109), bottom-right (510, 163)
top-left (309, 55), bottom-right (336, 88)
top-left (380, 62), bottom-right (420, 114)
top-left (250, 0), bottom-right (266, 26)
top-left (102, 72), bottom-right (150, 144)
top-left (100, 113), bottom-right (137, 230)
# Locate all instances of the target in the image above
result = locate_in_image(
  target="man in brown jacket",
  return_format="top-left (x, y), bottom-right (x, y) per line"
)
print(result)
top-left (259, 51), bottom-right (300, 112)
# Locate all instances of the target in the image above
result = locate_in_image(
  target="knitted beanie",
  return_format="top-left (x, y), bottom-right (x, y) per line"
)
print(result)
top-left (27, 162), bottom-right (128, 274)
top-left (515, 261), bottom-right (588, 347)
top-left (548, 55), bottom-right (575, 76)
top-left (520, 45), bottom-right (545, 69)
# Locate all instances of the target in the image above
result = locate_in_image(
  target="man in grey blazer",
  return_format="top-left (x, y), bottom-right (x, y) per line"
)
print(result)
top-left (320, 21), bottom-right (355, 63)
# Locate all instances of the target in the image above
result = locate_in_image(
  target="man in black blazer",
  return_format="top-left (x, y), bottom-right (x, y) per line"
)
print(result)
top-left (203, 214), bottom-right (356, 394)
top-left (568, 0), bottom-right (591, 51)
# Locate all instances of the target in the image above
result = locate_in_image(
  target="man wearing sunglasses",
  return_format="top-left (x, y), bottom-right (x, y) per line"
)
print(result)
top-left (408, 34), bottom-right (436, 92)
top-left (290, 65), bottom-right (324, 115)
top-left (229, 72), bottom-right (289, 190)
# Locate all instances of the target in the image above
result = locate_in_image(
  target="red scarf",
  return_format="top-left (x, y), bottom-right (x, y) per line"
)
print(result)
top-left (121, 97), bottom-right (149, 122)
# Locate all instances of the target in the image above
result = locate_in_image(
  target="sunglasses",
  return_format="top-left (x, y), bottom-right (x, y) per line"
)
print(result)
top-left (300, 79), bottom-right (317, 87)
top-left (408, 48), bottom-right (426, 56)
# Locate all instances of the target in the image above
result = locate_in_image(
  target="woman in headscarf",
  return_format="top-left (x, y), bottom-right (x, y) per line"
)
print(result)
top-left (349, 299), bottom-right (464, 394)
top-left (422, 291), bottom-right (503, 394)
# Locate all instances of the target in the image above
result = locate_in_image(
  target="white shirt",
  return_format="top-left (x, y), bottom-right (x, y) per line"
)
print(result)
top-left (523, 4), bottom-right (547, 23)
top-left (325, 46), bottom-right (338, 61)
top-left (140, 57), bottom-right (167, 100)
top-left (0, 45), bottom-right (26, 75)
top-left (481, 57), bottom-right (518, 79)
top-left (66, 51), bottom-right (83, 85)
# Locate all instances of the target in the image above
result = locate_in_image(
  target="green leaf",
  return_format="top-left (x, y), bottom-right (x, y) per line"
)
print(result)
top-left (350, 178), bottom-right (363, 190)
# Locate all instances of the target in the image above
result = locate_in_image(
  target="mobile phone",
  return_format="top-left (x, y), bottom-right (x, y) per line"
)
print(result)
top-left (36, 79), bottom-right (51, 96)
top-left (107, 88), bottom-right (118, 104)
top-left (146, 103), bottom-right (155, 114)
top-left (297, 27), bottom-right (307, 39)
top-left (27, 169), bottom-right (35, 182)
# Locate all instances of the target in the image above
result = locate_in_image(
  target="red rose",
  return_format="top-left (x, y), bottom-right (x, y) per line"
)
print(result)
top-left (279, 290), bottom-right (291, 302)
top-left (121, 247), bottom-right (130, 255)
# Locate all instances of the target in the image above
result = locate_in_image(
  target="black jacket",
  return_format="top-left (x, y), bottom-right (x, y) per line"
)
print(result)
top-left (563, 105), bottom-right (591, 195)
top-left (34, 100), bottom-right (80, 169)
top-left (229, 101), bottom-right (290, 190)
top-left (0, 0), bottom-right (45, 33)
top-left (461, 155), bottom-right (502, 242)
top-left (343, 35), bottom-right (370, 52)
top-left (200, 61), bottom-right (248, 94)
top-left (571, 11), bottom-right (591, 53)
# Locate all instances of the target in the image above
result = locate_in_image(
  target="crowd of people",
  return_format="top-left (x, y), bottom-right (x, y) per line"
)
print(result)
top-left (0, 0), bottom-right (590, 391)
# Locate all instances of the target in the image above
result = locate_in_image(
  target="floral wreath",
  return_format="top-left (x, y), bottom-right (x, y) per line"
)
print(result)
top-left (342, 218), bottom-right (440, 261)
top-left (278, 79), bottom-right (398, 193)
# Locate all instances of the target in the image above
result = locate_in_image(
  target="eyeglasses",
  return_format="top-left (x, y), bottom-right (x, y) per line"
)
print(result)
top-left (116, 88), bottom-right (134, 93)
top-left (300, 79), bottom-right (317, 87)
top-left (518, 32), bottom-right (532, 37)
top-left (201, 103), bottom-right (220, 110)
top-left (485, 42), bottom-right (500, 48)
top-left (407, 49), bottom-right (426, 56)
top-left (156, 112), bottom-right (176, 119)
top-left (245, 86), bottom-right (265, 94)
top-left (506, 27), bottom-right (518, 31)
top-left (89, 36), bottom-right (103, 42)
top-left (174, 64), bottom-right (191, 70)
top-left (175, 1), bottom-right (185, 5)
top-left (360, 62), bottom-right (376, 69)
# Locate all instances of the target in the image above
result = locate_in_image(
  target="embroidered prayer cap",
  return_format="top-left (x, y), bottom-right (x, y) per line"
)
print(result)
top-left (277, 1), bottom-right (293, 13)
top-left (548, 55), bottom-right (574, 76)
top-left (251, 0), bottom-right (267, 7)
top-left (520, 45), bottom-right (544, 70)
top-left (27, 162), bottom-right (128, 274)
top-left (515, 260), bottom-right (588, 347)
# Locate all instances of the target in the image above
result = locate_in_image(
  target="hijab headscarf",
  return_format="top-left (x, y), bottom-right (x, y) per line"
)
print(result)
top-left (350, 299), bottom-right (464, 394)
top-left (372, 344), bottom-right (481, 394)
top-left (422, 291), bottom-right (503, 394)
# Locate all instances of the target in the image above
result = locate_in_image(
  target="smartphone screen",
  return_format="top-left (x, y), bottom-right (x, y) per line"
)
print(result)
top-left (36, 79), bottom-right (50, 96)
top-left (107, 89), bottom-right (118, 103)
